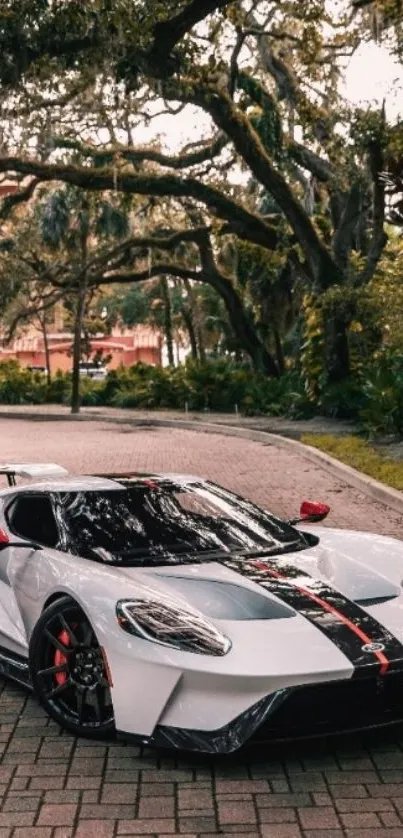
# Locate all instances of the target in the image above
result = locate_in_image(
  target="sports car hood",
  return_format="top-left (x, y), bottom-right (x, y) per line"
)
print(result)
top-left (116, 527), bottom-right (403, 605)
top-left (280, 527), bottom-right (403, 603)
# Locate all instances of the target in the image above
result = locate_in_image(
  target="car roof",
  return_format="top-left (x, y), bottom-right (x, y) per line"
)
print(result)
top-left (0, 476), bottom-right (122, 496)
top-left (0, 472), bottom-right (203, 497)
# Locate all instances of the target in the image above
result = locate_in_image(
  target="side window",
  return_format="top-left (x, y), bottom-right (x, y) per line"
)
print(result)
top-left (7, 495), bottom-right (59, 548)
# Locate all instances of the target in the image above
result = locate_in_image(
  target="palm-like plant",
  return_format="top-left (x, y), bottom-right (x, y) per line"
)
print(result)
top-left (37, 186), bottom-right (129, 413)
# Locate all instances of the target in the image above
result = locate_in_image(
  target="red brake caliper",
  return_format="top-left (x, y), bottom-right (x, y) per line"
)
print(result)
top-left (54, 629), bottom-right (70, 686)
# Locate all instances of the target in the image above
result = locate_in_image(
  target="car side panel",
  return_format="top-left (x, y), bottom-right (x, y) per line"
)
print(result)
top-left (6, 547), bottom-right (355, 735)
top-left (0, 546), bottom-right (35, 655)
top-left (8, 534), bottom-right (403, 738)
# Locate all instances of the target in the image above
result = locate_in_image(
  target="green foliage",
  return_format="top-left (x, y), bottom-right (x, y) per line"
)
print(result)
top-left (110, 363), bottom-right (187, 409)
top-left (301, 284), bottom-right (385, 398)
top-left (95, 201), bottom-right (129, 239)
top-left (302, 433), bottom-right (403, 492)
top-left (109, 360), bottom-right (244, 411)
top-left (46, 370), bottom-right (71, 404)
top-left (317, 379), bottom-right (366, 420)
top-left (0, 0), bottom-right (401, 404)
top-left (237, 72), bottom-right (283, 161)
top-left (79, 377), bottom-right (107, 406)
top-left (0, 358), bottom-right (314, 417)
top-left (359, 350), bottom-right (403, 436)
top-left (39, 190), bottom-right (70, 248)
top-left (0, 361), bottom-right (47, 404)
top-left (37, 186), bottom-right (130, 254)
top-left (109, 361), bottom-right (315, 415)
top-left (304, 347), bottom-right (403, 436)
top-left (2, 350), bottom-right (403, 441)
top-left (240, 371), bottom-right (316, 419)
top-left (369, 236), bottom-right (403, 350)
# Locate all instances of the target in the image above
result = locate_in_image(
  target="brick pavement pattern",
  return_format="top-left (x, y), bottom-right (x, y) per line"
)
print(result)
top-left (0, 417), bottom-right (403, 838)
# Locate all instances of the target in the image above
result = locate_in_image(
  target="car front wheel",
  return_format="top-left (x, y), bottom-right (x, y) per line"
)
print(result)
top-left (30, 596), bottom-right (115, 738)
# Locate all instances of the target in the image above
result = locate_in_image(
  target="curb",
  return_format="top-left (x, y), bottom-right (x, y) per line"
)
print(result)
top-left (1, 410), bottom-right (403, 516)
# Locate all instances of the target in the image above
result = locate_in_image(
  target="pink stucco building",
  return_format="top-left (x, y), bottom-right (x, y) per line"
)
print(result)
top-left (0, 323), bottom-right (162, 373)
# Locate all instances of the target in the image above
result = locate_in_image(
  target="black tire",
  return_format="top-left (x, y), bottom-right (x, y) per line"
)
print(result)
top-left (30, 596), bottom-right (115, 739)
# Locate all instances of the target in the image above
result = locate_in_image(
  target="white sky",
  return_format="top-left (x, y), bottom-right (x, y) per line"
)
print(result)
top-left (343, 40), bottom-right (403, 118)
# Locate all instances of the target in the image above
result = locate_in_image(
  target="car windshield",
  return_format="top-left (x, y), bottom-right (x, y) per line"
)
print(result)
top-left (55, 481), bottom-right (308, 565)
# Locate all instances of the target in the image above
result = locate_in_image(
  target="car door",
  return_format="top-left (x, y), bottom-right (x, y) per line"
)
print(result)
top-left (0, 493), bottom-right (61, 655)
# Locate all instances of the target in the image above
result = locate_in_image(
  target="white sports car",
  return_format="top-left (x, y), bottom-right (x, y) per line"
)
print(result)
top-left (0, 461), bottom-right (403, 753)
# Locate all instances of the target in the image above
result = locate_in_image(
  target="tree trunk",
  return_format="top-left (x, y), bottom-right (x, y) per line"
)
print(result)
top-left (324, 314), bottom-right (350, 385)
top-left (182, 279), bottom-right (198, 360)
top-left (197, 326), bottom-right (206, 362)
top-left (182, 307), bottom-right (198, 359)
top-left (160, 276), bottom-right (174, 366)
top-left (38, 314), bottom-right (52, 385)
top-left (273, 327), bottom-right (285, 375)
top-left (71, 211), bottom-right (89, 415)
top-left (208, 271), bottom-right (279, 377)
top-left (70, 286), bottom-right (86, 414)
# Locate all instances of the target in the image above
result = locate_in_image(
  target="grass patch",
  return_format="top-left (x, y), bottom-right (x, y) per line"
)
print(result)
top-left (301, 434), bottom-right (403, 492)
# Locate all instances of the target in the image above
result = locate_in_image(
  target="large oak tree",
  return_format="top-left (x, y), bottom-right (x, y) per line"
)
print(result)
top-left (0, 0), bottom-right (400, 382)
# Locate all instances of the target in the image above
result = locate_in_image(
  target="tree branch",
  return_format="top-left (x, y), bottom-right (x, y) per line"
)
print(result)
top-left (246, 14), bottom-right (335, 143)
top-left (98, 249), bottom-right (279, 377)
top-left (93, 227), bottom-right (209, 274)
top-left (0, 1), bottom-right (232, 89)
top-left (89, 219), bottom-right (279, 376)
top-left (358, 107), bottom-right (388, 284)
top-left (53, 134), bottom-right (229, 170)
top-left (229, 29), bottom-right (247, 98)
top-left (2, 82), bottom-right (89, 119)
top-left (287, 142), bottom-right (333, 182)
top-left (163, 78), bottom-right (339, 287)
top-left (2, 288), bottom-right (65, 343)
top-left (149, 0), bottom-right (231, 65)
top-left (358, 188), bottom-right (388, 285)
top-left (0, 178), bottom-right (39, 221)
top-left (98, 262), bottom-right (201, 286)
top-left (332, 181), bottom-right (363, 268)
top-left (192, 227), bottom-right (280, 376)
top-left (0, 156), bottom-right (279, 252)
top-left (248, 16), bottom-right (301, 106)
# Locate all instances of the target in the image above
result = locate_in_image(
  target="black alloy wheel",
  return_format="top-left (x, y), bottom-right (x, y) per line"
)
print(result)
top-left (30, 596), bottom-right (115, 738)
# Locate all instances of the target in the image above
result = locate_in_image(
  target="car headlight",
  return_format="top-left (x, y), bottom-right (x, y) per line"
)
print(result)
top-left (116, 598), bottom-right (231, 656)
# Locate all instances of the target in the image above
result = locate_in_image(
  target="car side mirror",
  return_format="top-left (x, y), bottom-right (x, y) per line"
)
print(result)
top-left (289, 500), bottom-right (330, 526)
top-left (0, 528), bottom-right (42, 552)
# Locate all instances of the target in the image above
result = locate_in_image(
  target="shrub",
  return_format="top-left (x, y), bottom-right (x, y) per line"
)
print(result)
top-left (358, 351), bottom-right (403, 437)
top-left (46, 370), bottom-right (71, 404)
top-left (79, 377), bottom-right (106, 406)
top-left (110, 359), bottom-right (250, 411)
top-left (318, 379), bottom-right (365, 420)
top-left (0, 359), bottom-right (318, 417)
top-left (0, 360), bottom-right (47, 404)
top-left (2, 354), bottom-right (403, 441)
top-left (241, 371), bottom-right (316, 419)
top-left (183, 359), bottom-right (250, 411)
top-left (111, 363), bottom-right (187, 409)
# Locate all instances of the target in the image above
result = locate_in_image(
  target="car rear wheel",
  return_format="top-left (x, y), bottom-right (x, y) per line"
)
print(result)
top-left (30, 596), bottom-right (115, 738)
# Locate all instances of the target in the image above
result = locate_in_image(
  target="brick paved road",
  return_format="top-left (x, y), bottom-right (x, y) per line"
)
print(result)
top-left (0, 417), bottom-right (403, 838)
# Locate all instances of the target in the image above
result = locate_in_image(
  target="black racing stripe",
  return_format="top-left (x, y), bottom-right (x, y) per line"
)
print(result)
top-left (222, 556), bottom-right (403, 677)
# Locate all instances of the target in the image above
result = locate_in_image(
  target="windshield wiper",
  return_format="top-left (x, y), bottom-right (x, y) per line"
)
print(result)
top-left (116, 545), bottom-right (230, 561)
top-left (106, 542), bottom-right (305, 566)
top-left (233, 541), bottom-right (305, 559)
